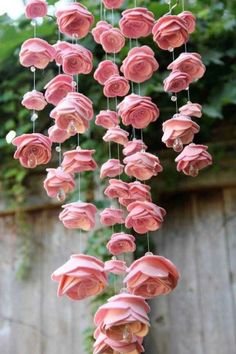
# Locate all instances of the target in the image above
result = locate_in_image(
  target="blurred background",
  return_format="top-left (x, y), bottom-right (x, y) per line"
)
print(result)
top-left (0, 0), bottom-right (236, 353)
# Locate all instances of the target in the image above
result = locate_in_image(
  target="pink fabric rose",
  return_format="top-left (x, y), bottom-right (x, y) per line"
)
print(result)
top-left (100, 159), bottom-right (124, 179)
top-left (92, 21), bottom-right (112, 44)
top-left (106, 232), bottom-right (136, 256)
top-left (56, 2), bottom-right (94, 39)
top-left (94, 293), bottom-right (150, 341)
top-left (162, 114), bottom-right (200, 150)
top-left (48, 125), bottom-right (73, 143)
top-left (94, 60), bottom-right (119, 85)
top-left (118, 94), bottom-right (159, 129)
top-left (100, 28), bottom-right (125, 53)
top-left (164, 70), bottom-right (191, 93)
top-left (19, 38), bottom-right (56, 69)
top-left (124, 254), bottom-right (180, 298)
top-left (124, 151), bottom-right (163, 181)
top-left (51, 254), bottom-right (107, 300)
top-left (102, 0), bottom-right (125, 10)
top-left (44, 74), bottom-right (75, 106)
top-left (178, 11), bottom-right (196, 34)
top-left (59, 201), bottom-right (97, 230)
top-left (103, 126), bottom-right (129, 145)
top-left (103, 75), bottom-right (130, 98)
top-left (104, 259), bottom-right (127, 275)
top-left (95, 110), bottom-right (119, 129)
top-left (104, 179), bottom-right (130, 199)
top-left (12, 133), bottom-right (51, 168)
top-left (100, 208), bottom-right (125, 226)
top-left (123, 139), bottom-right (147, 156)
top-left (119, 7), bottom-right (155, 38)
top-left (167, 53), bottom-right (205, 82)
top-left (125, 201), bottom-right (166, 234)
top-left (119, 181), bottom-right (152, 207)
top-left (61, 148), bottom-right (97, 174)
top-left (179, 102), bottom-right (202, 118)
top-left (121, 46), bottom-right (159, 83)
top-left (175, 143), bottom-right (213, 177)
top-left (25, 0), bottom-right (47, 19)
top-left (50, 92), bottom-right (93, 134)
top-left (22, 90), bottom-right (47, 111)
top-left (152, 15), bottom-right (189, 50)
top-left (44, 167), bottom-right (75, 199)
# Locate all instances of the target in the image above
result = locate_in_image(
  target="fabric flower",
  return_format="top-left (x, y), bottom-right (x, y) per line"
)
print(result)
top-left (103, 126), bottom-right (129, 145)
top-left (119, 7), bottom-right (155, 38)
top-left (25, 0), bottom-right (47, 19)
top-left (95, 110), bottom-right (119, 129)
top-left (100, 208), bottom-right (125, 226)
top-left (12, 133), bottom-right (52, 168)
top-left (56, 2), bottom-right (94, 39)
top-left (59, 202), bottom-right (97, 230)
top-left (179, 102), bottom-right (202, 118)
top-left (51, 254), bottom-right (107, 300)
top-left (61, 148), bottom-right (97, 174)
top-left (106, 232), bottom-right (136, 256)
top-left (102, 0), bottom-right (125, 10)
top-left (164, 70), bottom-right (191, 93)
top-left (50, 92), bottom-right (94, 134)
top-left (104, 179), bottom-right (130, 199)
top-left (125, 201), bottom-right (166, 234)
top-left (124, 151), bottom-right (163, 180)
top-left (104, 259), bottom-right (127, 275)
top-left (92, 20), bottom-right (112, 44)
top-left (19, 38), bottom-right (56, 69)
top-left (44, 74), bottom-right (75, 106)
top-left (118, 181), bottom-right (152, 207)
top-left (100, 28), bottom-right (125, 54)
top-left (121, 46), bottom-right (159, 83)
top-left (94, 293), bottom-right (150, 341)
top-left (103, 75), bottom-right (130, 98)
top-left (167, 53), bottom-right (205, 82)
top-left (123, 139), bottom-right (147, 156)
top-left (94, 60), bottom-right (119, 85)
top-left (162, 114), bottom-right (200, 149)
top-left (178, 11), bottom-right (196, 34)
top-left (44, 167), bottom-right (75, 199)
top-left (175, 143), bottom-right (212, 177)
top-left (152, 15), bottom-right (188, 50)
top-left (118, 94), bottom-right (159, 129)
top-left (124, 254), bottom-right (180, 298)
top-left (100, 159), bottom-right (124, 179)
top-left (22, 90), bottom-right (47, 111)
top-left (48, 125), bottom-right (72, 143)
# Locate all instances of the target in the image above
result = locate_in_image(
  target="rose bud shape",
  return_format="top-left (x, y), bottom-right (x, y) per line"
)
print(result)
top-left (61, 43), bottom-right (93, 75)
top-left (51, 254), bottom-right (108, 300)
top-left (94, 293), bottom-right (150, 341)
top-left (25, 0), bottom-right (47, 19)
top-left (178, 11), bottom-right (196, 34)
top-left (123, 139), bottom-right (147, 156)
top-left (103, 126), bottom-right (129, 146)
top-left (100, 207), bottom-right (125, 226)
top-left (12, 133), bottom-right (52, 169)
top-left (152, 15), bottom-right (189, 50)
top-left (106, 232), bottom-right (136, 256)
top-left (125, 201), bottom-right (166, 234)
top-left (124, 151), bottom-right (163, 181)
top-left (103, 75), bottom-right (130, 98)
top-left (104, 259), bottom-right (127, 275)
top-left (164, 70), bottom-right (191, 93)
top-left (44, 167), bottom-right (75, 200)
top-left (61, 148), bottom-right (97, 174)
top-left (100, 159), bottom-right (124, 179)
top-left (119, 181), bottom-right (152, 208)
top-left (19, 38), bottom-right (56, 69)
top-left (44, 75), bottom-right (75, 106)
top-left (48, 125), bottom-right (73, 143)
top-left (119, 7), bottom-right (155, 38)
top-left (121, 46), bottom-right (159, 83)
top-left (21, 90), bottom-right (47, 111)
top-left (100, 28), bottom-right (125, 54)
top-left (179, 102), bottom-right (202, 118)
top-left (59, 201), bottom-right (97, 230)
top-left (94, 60), bottom-right (119, 85)
top-left (104, 179), bottom-right (130, 199)
top-left (175, 143), bottom-right (213, 177)
top-left (95, 110), bottom-right (119, 129)
top-left (56, 2), bottom-right (94, 39)
top-left (92, 20), bottom-right (112, 44)
top-left (102, 0), bottom-right (125, 10)
top-left (167, 53), bottom-right (206, 82)
top-left (162, 114), bottom-right (200, 151)
top-left (124, 254), bottom-right (180, 298)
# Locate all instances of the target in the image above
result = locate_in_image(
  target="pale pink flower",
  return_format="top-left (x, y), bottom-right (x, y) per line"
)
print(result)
top-left (124, 151), bottom-right (163, 180)
top-left (106, 232), bottom-right (136, 256)
top-left (120, 7), bottom-right (155, 38)
top-left (92, 21), bottom-right (112, 44)
top-left (100, 159), bottom-right (124, 179)
top-left (100, 207), bottom-right (125, 226)
top-left (104, 259), bottom-right (127, 275)
top-left (59, 202), bottom-right (97, 230)
top-left (123, 139), bottom-right (147, 156)
top-left (48, 125), bottom-right (72, 143)
top-left (178, 11), bottom-right (196, 34)
top-left (22, 90), bottom-right (47, 111)
top-left (94, 60), bottom-right (119, 85)
top-left (95, 110), bottom-right (119, 129)
top-left (44, 167), bottom-right (75, 199)
top-left (19, 38), bottom-right (56, 69)
top-left (25, 0), bottom-right (47, 19)
top-left (104, 179), bottom-right (129, 199)
top-left (179, 102), bottom-right (202, 118)
top-left (164, 70), bottom-right (191, 93)
top-left (44, 74), bottom-right (75, 106)
top-left (102, 0), bottom-right (125, 10)
top-left (103, 126), bottom-right (129, 146)
top-left (100, 28), bottom-right (125, 53)
top-left (61, 148), bottom-right (97, 174)
top-left (167, 52), bottom-right (205, 82)
top-left (103, 75), bottom-right (130, 98)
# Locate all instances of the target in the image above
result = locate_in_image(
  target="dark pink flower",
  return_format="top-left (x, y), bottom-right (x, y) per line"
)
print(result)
top-left (25, 0), bottom-right (47, 19)
top-left (100, 159), bottom-right (124, 179)
top-left (44, 167), bottom-right (75, 199)
top-left (95, 110), bottom-right (119, 129)
top-left (59, 202), bottom-right (97, 230)
top-left (92, 21), bottom-right (112, 44)
top-left (100, 207), bottom-right (125, 226)
top-left (120, 7), bottom-right (155, 38)
top-left (61, 148), bottom-right (97, 174)
top-left (178, 11), bottom-right (196, 34)
top-left (102, 0), bottom-right (125, 10)
top-left (19, 38), bottom-right (56, 69)
top-left (106, 232), bottom-right (136, 256)
top-left (22, 90), bottom-right (47, 111)
top-left (100, 28), bottom-right (125, 54)
top-left (124, 151), bottom-right (163, 180)
top-left (164, 70), bottom-right (191, 93)
top-left (94, 60), bottom-right (119, 85)
top-left (103, 126), bottom-right (129, 145)
top-left (44, 74), bottom-right (75, 106)
top-left (103, 75), bottom-right (130, 98)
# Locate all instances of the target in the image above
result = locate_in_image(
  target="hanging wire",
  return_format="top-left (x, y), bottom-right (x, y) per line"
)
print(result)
top-left (181, 0), bottom-right (192, 102)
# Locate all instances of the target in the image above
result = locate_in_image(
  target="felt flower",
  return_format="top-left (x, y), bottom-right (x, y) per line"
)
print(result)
top-left (19, 38), bottom-right (56, 69)
top-left (179, 102), bottom-right (202, 118)
top-left (164, 70), bottom-right (191, 93)
top-left (44, 167), bottom-right (75, 199)
top-left (22, 90), bottom-right (47, 111)
top-left (48, 125), bottom-right (72, 143)
top-left (61, 148), bottom-right (97, 174)
top-left (100, 159), bottom-right (124, 179)
top-left (92, 20), bottom-right (112, 44)
top-left (167, 53), bottom-right (205, 82)
top-left (94, 60), bottom-right (119, 85)
top-left (44, 74), bottom-right (75, 106)
top-left (106, 232), bottom-right (136, 256)
top-left (12, 133), bottom-right (51, 168)
top-left (125, 201), bottom-right (166, 234)
top-left (123, 139), bottom-right (147, 156)
top-left (25, 0), bottom-right (47, 19)
top-left (104, 259), bottom-right (127, 275)
top-left (51, 254), bottom-right (107, 300)
top-left (178, 11), bottom-right (196, 34)
top-left (59, 202), bottom-right (97, 230)
top-left (121, 46), bottom-right (159, 83)
top-left (104, 179), bottom-right (130, 199)
top-left (119, 7), bottom-right (155, 38)
top-left (103, 75), bottom-right (130, 98)
top-left (103, 126), bottom-right (129, 145)
top-left (118, 181), bottom-right (152, 207)
top-left (100, 28), bottom-right (125, 54)
top-left (102, 0), bottom-right (125, 10)
top-left (100, 208), bottom-right (125, 226)
top-left (95, 110), bottom-right (119, 129)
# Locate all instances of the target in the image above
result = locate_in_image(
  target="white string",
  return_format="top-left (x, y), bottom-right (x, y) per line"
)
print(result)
top-left (181, 0), bottom-right (191, 102)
